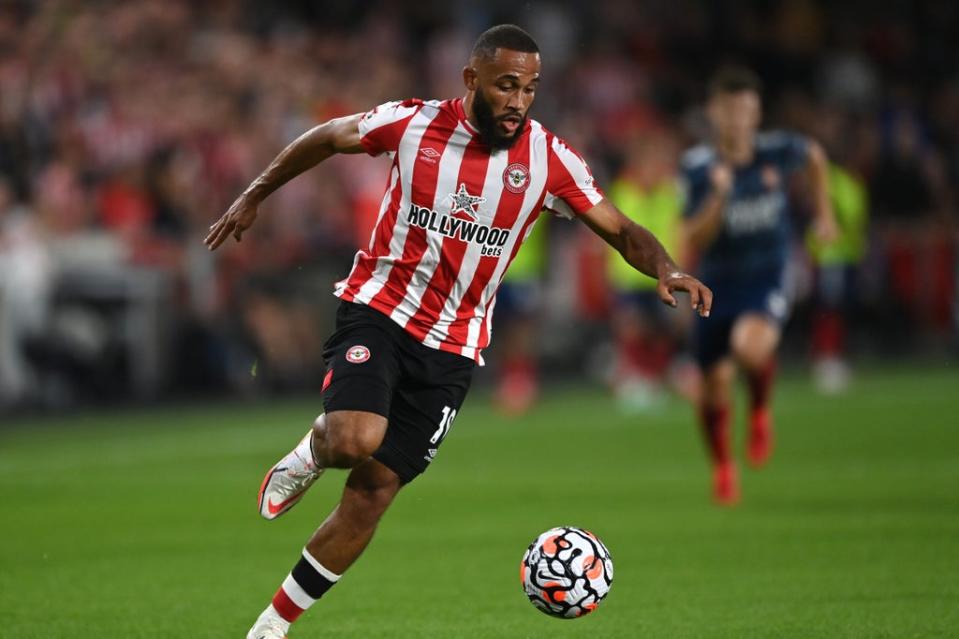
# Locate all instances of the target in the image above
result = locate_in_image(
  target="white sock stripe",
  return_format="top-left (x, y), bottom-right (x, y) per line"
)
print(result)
top-left (281, 574), bottom-right (316, 610)
top-left (301, 549), bottom-right (341, 582)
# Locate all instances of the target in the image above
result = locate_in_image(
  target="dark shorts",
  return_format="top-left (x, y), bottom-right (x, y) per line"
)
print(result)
top-left (321, 301), bottom-right (475, 483)
top-left (494, 281), bottom-right (542, 319)
top-left (815, 263), bottom-right (856, 310)
top-left (692, 272), bottom-right (789, 369)
top-left (613, 289), bottom-right (671, 322)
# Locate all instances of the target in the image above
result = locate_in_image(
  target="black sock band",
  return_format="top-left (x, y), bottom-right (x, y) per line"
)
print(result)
top-left (290, 550), bottom-right (339, 600)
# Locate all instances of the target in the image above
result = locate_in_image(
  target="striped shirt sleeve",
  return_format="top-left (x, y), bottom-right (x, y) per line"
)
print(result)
top-left (544, 136), bottom-right (605, 219)
top-left (357, 99), bottom-right (421, 157)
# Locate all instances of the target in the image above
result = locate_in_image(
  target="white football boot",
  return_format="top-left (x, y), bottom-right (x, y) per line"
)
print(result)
top-left (257, 430), bottom-right (323, 520)
top-left (246, 607), bottom-right (290, 639)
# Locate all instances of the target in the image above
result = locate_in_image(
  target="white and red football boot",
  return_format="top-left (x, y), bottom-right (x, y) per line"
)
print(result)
top-left (246, 606), bottom-right (289, 639)
top-left (257, 431), bottom-right (323, 520)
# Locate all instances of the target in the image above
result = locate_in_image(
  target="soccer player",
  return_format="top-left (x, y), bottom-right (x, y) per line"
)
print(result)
top-left (607, 131), bottom-right (689, 411)
top-left (680, 66), bottom-right (838, 505)
top-left (806, 155), bottom-right (868, 394)
top-left (206, 25), bottom-right (712, 639)
top-left (491, 218), bottom-right (547, 415)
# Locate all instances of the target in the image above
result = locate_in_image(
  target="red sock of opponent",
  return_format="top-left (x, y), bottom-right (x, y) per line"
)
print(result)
top-left (698, 404), bottom-right (737, 504)
top-left (698, 404), bottom-right (731, 466)
top-left (746, 358), bottom-right (776, 466)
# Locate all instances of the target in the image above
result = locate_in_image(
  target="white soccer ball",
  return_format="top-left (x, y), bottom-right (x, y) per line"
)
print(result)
top-left (520, 526), bottom-right (614, 618)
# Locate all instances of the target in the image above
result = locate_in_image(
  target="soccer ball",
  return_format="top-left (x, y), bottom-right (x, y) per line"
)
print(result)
top-left (520, 526), bottom-right (614, 618)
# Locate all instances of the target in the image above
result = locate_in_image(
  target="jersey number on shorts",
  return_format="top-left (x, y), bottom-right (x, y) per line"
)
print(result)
top-left (430, 406), bottom-right (458, 444)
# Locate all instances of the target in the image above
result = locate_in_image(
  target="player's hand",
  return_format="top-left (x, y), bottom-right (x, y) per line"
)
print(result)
top-left (657, 271), bottom-right (713, 318)
top-left (811, 213), bottom-right (839, 245)
top-left (709, 163), bottom-right (733, 195)
top-left (205, 195), bottom-right (259, 250)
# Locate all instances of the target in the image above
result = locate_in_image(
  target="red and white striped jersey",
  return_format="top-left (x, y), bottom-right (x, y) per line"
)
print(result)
top-left (334, 98), bottom-right (604, 363)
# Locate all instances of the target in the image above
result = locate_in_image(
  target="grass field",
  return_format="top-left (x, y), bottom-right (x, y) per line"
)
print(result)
top-left (1, 367), bottom-right (958, 638)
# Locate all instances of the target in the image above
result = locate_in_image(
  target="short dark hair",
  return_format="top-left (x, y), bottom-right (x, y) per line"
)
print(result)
top-left (470, 24), bottom-right (539, 61)
top-left (708, 65), bottom-right (763, 97)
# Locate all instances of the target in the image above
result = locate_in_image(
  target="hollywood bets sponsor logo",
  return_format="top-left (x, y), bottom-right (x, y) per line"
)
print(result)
top-left (406, 185), bottom-right (512, 257)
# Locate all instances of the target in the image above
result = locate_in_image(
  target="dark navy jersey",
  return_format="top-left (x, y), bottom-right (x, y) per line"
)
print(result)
top-left (680, 130), bottom-right (809, 284)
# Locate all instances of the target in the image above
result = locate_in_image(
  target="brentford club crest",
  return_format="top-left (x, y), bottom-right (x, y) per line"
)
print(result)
top-left (503, 163), bottom-right (530, 194)
top-left (345, 345), bottom-right (370, 364)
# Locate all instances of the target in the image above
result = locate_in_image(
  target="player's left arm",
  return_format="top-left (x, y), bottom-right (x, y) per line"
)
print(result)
top-left (804, 140), bottom-right (839, 244)
top-left (580, 199), bottom-right (712, 317)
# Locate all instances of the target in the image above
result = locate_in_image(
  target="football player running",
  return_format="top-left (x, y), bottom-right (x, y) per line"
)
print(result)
top-left (680, 66), bottom-right (838, 505)
top-left (206, 25), bottom-right (712, 638)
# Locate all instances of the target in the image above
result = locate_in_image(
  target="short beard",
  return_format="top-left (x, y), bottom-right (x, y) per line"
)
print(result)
top-left (473, 88), bottom-right (526, 151)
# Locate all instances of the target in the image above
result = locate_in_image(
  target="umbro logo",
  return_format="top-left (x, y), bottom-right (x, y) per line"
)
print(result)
top-left (419, 147), bottom-right (440, 164)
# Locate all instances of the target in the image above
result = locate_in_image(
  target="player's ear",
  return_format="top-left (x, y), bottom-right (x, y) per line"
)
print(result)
top-left (463, 65), bottom-right (478, 91)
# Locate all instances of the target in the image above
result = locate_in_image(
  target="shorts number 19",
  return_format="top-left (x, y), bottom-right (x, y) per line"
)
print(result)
top-left (430, 406), bottom-right (458, 445)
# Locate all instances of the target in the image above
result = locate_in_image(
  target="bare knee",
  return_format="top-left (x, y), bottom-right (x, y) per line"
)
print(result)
top-left (731, 315), bottom-right (779, 372)
top-left (313, 411), bottom-right (388, 468)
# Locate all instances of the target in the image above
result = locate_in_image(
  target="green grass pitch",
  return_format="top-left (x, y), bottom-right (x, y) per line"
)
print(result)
top-left (1, 367), bottom-right (957, 638)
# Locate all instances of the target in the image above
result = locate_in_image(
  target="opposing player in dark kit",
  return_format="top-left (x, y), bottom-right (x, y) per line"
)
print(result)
top-left (206, 25), bottom-right (712, 638)
top-left (680, 66), bottom-right (837, 505)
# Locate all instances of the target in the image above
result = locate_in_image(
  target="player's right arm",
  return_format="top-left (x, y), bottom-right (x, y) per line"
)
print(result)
top-left (681, 163), bottom-right (732, 251)
top-left (204, 113), bottom-right (365, 250)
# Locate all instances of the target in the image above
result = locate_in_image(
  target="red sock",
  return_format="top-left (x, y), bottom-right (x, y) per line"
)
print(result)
top-left (811, 311), bottom-right (845, 359)
top-left (747, 358), bottom-right (777, 413)
top-left (497, 357), bottom-right (537, 414)
top-left (270, 549), bottom-right (340, 623)
top-left (746, 359), bottom-right (775, 467)
top-left (698, 404), bottom-right (731, 466)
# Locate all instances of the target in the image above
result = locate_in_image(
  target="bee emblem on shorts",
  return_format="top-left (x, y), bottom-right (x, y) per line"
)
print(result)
top-left (345, 345), bottom-right (371, 364)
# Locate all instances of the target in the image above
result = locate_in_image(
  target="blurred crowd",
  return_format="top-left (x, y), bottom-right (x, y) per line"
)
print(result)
top-left (0, 0), bottom-right (956, 409)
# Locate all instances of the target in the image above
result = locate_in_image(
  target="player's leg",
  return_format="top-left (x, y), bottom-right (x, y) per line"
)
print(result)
top-left (811, 264), bottom-right (852, 394)
top-left (258, 410), bottom-right (388, 520)
top-left (269, 339), bottom-right (472, 627)
top-left (692, 314), bottom-right (738, 504)
top-left (493, 282), bottom-right (540, 416)
top-left (310, 410), bottom-right (389, 468)
top-left (730, 313), bottom-right (781, 467)
top-left (249, 413), bottom-right (402, 636)
top-left (249, 303), bottom-right (474, 638)
top-left (611, 292), bottom-right (671, 412)
top-left (258, 302), bottom-right (400, 520)
top-left (304, 457), bottom-right (401, 573)
top-left (700, 357), bottom-right (738, 505)
top-left (249, 458), bottom-right (402, 639)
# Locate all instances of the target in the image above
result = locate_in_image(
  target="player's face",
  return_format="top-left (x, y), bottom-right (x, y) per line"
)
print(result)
top-left (464, 49), bottom-right (541, 150)
top-left (707, 90), bottom-right (761, 146)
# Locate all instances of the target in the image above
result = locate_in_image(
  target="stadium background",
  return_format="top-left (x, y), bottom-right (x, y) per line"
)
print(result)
top-left (1, 1), bottom-right (957, 637)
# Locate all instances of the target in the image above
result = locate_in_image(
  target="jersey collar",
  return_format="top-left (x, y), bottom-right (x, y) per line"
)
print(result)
top-left (452, 98), bottom-right (480, 136)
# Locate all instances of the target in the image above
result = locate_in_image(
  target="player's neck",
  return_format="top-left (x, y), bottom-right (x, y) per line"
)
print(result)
top-left (717, 137), bottom-right (755, 166)
top-left (462, 93), bottom-right (480, 130)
